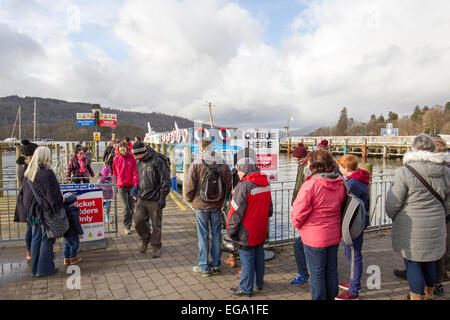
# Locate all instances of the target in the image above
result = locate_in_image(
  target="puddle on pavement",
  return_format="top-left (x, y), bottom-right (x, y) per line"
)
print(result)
top-left (0, 261), bottom-right (28, 280)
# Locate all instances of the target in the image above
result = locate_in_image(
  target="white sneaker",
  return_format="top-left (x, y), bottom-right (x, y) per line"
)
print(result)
top-left (192, 266), bottom-right (211, 277)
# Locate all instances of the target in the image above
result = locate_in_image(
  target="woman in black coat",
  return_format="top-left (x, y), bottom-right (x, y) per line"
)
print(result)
top-left (13, 139), bottom-right (38, 261)
top-left (22, 146), bottom-right (64, 277)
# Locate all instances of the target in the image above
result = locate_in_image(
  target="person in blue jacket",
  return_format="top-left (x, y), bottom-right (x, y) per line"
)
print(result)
top-left (335, 154), bottom-right (370, 300)
top-left (62, 193), bottom-right (84, 266)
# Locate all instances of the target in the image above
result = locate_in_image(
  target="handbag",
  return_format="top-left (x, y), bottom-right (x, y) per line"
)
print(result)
top-left (405, 164), bottom-right (448, 223)
top-left (28, 181), bottom-right (69, 238)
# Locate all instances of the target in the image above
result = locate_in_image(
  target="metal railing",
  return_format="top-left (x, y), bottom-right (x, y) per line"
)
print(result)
top-left (265, 176), bottom-right (394, 248)
top-left (0, 176), bottom-right (119, 242)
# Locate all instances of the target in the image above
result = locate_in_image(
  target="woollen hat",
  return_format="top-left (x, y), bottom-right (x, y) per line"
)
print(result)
top-left (292, 143), bottom-right (308, 159)
top-left (131, 141), bottom-right (147, 155)
top-left (235, 157), bottom-right (258, 174)
top-left (21, 139), bottom-right (38, 157)
top-left (63, 192), bottom-right (77, 205)
top-left (101, 166), bottom-right (111, 177)
top-left (315, 139), bottom-right (330, 151)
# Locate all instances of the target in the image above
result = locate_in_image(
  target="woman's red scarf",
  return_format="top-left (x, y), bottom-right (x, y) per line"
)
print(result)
top-left (76, 155), bottom-right (86, 173)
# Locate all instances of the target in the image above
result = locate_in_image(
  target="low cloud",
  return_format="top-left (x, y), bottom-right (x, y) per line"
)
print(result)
top-left (0, 0), bottom-right (449, 131)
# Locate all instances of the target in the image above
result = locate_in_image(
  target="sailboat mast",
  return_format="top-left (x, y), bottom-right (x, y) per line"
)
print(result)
top-left (33, 99), bottom-right (36, 141)
top-left (18, 105), bottom-right (21, 140)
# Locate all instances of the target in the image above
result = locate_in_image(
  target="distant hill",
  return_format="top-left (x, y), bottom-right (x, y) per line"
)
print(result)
top-left (0, 95), bottom-right (195, 140)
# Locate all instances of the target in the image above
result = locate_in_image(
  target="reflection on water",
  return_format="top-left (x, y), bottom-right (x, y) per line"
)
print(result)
top-left (277, 152), bottom-right (402, 182)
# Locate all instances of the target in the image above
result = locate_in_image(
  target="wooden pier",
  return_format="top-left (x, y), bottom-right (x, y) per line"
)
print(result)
top-left (279, 136), bottom-right (449, 159)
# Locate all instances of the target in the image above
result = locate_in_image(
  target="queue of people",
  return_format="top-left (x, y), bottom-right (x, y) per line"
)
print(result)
top-left (13, 134), bottom-right (449, 302)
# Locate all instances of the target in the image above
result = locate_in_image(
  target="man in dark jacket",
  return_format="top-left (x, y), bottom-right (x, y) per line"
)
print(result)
top-left (226, 158), bottom-right (273, 297)
top-left (103, 140), bottom-right (116, 172)
top-left (130, 142), bottom-right (171, 258)
top-left (290, 143), bottom-right (310, 286)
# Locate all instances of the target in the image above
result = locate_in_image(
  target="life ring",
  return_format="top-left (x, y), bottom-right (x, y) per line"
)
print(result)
top-left (194, 127), bottom-right (210, 141)
top-left (170, 131), bottom-right (176, 144)
top-left (176, 130), bottom-right (182, 143)
top-left (219, 127), bottom-right (231, 141)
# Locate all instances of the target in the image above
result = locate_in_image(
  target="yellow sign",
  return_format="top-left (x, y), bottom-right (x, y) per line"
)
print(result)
top-left (93, 132), bottom-right (101, 141)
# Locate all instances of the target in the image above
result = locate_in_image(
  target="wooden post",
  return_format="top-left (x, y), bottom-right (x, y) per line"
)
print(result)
top-left (56, 144), bottom-right (62, 179)
top-left (65, 143), bottom-right (70, 166)
top-left (161, 144), bottom-right (167, 156)
top-left (16, 145), bottom-right (21, 188)
top-left (364, 163), bottom-right (373, 177)
top-left (287, 139), bottom-right (291, 158)
top-left (155, 144), bottom-right (161, 153)
top-left (182, 146), bottom-right (192, 202)
top-left (383, 145), bottom-right (388, 160)
top-left (48, 144), bottom-right (53, 167)
top-left (362, 138), bottom-right (367, 165)
top-left (71, 143), bottom-right (75, 156)
top-left (169, 145), bottom-right (177, 191)
top-left (0, 147), bottom-right (3, 196)
top-left (344, 139), bottom-right (348, 155)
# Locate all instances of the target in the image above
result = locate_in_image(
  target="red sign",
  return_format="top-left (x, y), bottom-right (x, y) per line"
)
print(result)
top-left (99, 120), bottom-right (117, 128)
top-left (76, 198), bottom-right (103, 224)
top-left (256, 154), bottom-right (278, 171)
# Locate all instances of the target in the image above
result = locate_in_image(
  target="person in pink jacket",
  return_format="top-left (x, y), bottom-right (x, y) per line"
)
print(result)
top-left (291, 150), bottom-right (347, 300)
top-left (113, 141), bottom-right (139, 234)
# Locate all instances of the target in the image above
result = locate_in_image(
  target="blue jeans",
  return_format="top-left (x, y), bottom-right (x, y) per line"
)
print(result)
top-left (404, 259), bottom-right (436, 295)
top-left (238, 244), bottom-right (265, 294)
top-left (195, 208), bottom-right (222, 272)
top-left (63, 235), bottom-right (80, 259)
top-left (294, 236), bottom-right (308, 275)
top-left (104, 200), bottom-right (111, 218)
top-left (304, 243), bottom-right (339, 300)
top-left (25, 221), bottom-right (32, 252)
top-left (30, 223), bottom-right (55, 277)
top-left (344, 232), bottom-right (364, 296)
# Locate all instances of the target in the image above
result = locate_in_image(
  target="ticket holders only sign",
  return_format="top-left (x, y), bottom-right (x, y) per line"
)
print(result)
top-left (241, 129), bottom-right (279, 181)
top-left (60, 185), bottom-right (104, 242)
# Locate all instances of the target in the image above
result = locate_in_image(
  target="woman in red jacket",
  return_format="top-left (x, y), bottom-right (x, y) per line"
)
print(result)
top-left (291, 150), bottom-right (347, 300)
top-left (113, 142), bottom-right (139, 234)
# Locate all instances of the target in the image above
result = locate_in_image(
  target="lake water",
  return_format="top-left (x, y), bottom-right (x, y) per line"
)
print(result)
top-left (1, 144), bottom-right (401, 189)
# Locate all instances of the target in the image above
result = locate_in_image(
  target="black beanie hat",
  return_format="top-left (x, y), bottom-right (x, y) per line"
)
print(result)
top-left (21, 139), bottom-right (38, 157)
top-left (131, 141), bottom-right (147, 155)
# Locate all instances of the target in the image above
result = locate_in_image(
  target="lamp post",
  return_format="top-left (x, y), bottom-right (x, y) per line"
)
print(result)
top-left (361, 121), bottom-right (365, 136)
top-left (91, 104), bottom-right (102, 161)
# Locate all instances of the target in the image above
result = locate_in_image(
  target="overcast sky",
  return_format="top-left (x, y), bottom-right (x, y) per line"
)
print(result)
top-left (1, 0), bottom-right (450, 130)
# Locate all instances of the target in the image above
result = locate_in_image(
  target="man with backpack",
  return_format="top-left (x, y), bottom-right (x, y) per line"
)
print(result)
top-left (130, 141), bottom-right (171, 258)
top-left (185, 137), bottom-right (232, 277)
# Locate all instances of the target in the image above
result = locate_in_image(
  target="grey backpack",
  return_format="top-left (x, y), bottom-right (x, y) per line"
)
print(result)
top-left (341, 182), bottom-right (367, 279)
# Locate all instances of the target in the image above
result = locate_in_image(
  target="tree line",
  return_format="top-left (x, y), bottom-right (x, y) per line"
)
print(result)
top-left (310, 102), bottom-right (450, 136)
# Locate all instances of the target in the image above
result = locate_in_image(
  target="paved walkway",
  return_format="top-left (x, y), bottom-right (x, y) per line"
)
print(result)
top-left (0, 192), bottom-right (449, 300)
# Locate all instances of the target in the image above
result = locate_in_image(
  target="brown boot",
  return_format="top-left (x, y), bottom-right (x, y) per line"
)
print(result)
top-left (69, 257), bottom-right (82, 265)
top-left (223, 253), bottom-right (236, 268)
top-left (63, 258), bottom-right (70, 266)
top-left (409, 292), bottom-right (424, 300)
top-left (424, 286), bottom-right (434, 300)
